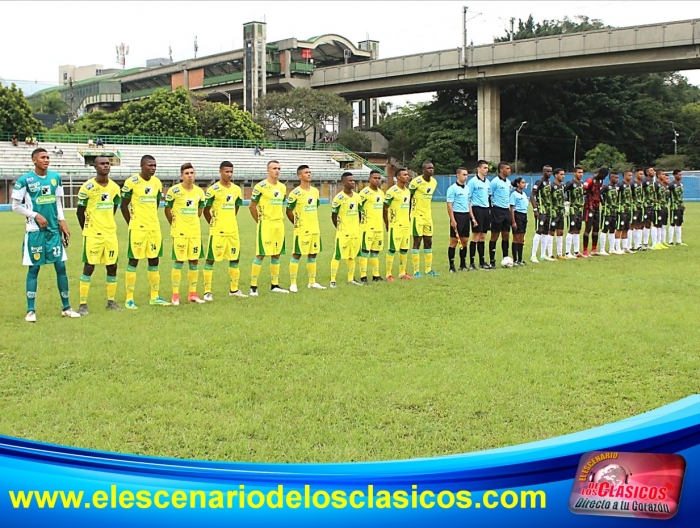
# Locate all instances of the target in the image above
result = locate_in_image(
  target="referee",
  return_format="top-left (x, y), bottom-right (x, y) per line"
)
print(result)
top-left (489, 162), bottom-right (512, 267)
top-left (467, 160), bottom-right (493, 270)
top-left (446, 167), bottom-right (471, 272)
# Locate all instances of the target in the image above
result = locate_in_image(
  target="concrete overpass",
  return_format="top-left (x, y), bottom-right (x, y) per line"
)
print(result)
top-left (311, 19), bottom-right (700, 161)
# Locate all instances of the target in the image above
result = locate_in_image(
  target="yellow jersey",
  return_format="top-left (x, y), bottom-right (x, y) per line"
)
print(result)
top-left (165, 183), bottom-right (206, 238)
top-left (251, 180), bottom-right (287, 223)
top-left (286, 185), bottom-right (320, 235)
top-left (205, 182), bottom-right (243, 235)
top-left (331, 190), bottom-right (361, 237)
top-left (77, 177), bottom-right (121, 237)
top-left (409, 176), bottom-right (436, 220)
top-left (385, 184), bottom-right (411, 228)
top-left (359, 186), bottom-right (385, 232)
top-left (121, 173), bottom-right (163, 231)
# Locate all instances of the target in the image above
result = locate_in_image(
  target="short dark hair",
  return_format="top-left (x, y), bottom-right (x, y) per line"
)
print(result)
top-left (455, 166), bottom-right (468, 174)
top-left (610, 171), bottom-right (619, 176)
top-left (673, 169), bottom-right (682, 175)
top-left (267, 160), bottom-right (280, 168)
top-left (140, 155), bottom-right (155, 164)
top-left (370, 170), bottom-right (381, 176)
top-left (476, 160), bottom-right (488, 168)
top-left (553, 167), bottom-right (565, 174)
top-left (543, 165), bottom-right (552, 171)
top-left (422, 160), bottom-right (433, 168)
top-left (180, 162), bottom-right (194, 173)
top-left (341, 171), bottom-right (353, 180)
top-left (220, 161), bottom-right (233, 169)
top-left (498, 162), bottom-right (511, 173)
top-left (297, 164), bottom-right (310, 174)
top-left (395, 168), bottom-right (408, 177)
top-left (574, 166), bottom-right (583, 172)
top-left (93, 155), bottom-right (110, 164)
top-left (31, 148), bottom-right (47, 159)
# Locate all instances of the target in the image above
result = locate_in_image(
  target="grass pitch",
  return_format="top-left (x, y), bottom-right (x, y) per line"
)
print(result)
top-left (0, 203), bottom-right (698, 463)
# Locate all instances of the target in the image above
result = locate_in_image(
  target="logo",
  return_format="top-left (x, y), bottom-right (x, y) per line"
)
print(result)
top-left (308, 197), bottom-right (314, 205)
top-left (569, 451), bottom-right (685, 520)
top-left (172, 187), bottom-right (180, 194)
top-left (349, 203), bottom-right (355, 210)
top-left (273, 190), bottom-right (280, 198)
top-left (86, 183), bottom-right (94, 190)
top-left (226, 195), bottom-right (233, 202)
top-left (36, 196), bottom-right (56, 205)
top-left (376, 196), bottom-right (381, 202)
top-left (186, 199), bottom-right (194, 207)
top-left (27, 291), bottom-right (37, 298)
top-left (41, 186), bottom-right (51, 195)
top-left (51, 179), bottom-right (56, 186)
top-left (101, 192), bottom-right (110, 202)
top-left (144, 187), bottom-right (152, 195)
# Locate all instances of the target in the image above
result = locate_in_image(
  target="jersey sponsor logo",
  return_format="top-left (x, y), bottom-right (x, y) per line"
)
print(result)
top-left (27, 182), bottom-right (40, 192)
top-left (221, 204), bottom-right (236, 210)
top-left (96, 202), bottom-right (113, 210)
top-left (51, 179), bottom-right (57, 186)
top-left (101, 192), bottom-right (110, 201)
top-left (144, 186), bottom-right (153, 195)
top-left (303, 205), bottom-right (317, 212)
top-left (270, 199), bottom-right (284, 206)
top-left (172, 187), bottom-right (180, 194)
top-left (86, 183), bottom-right (94, 190)
top-left (36, 195), bottom-right (57, 205)
top-left (226, 195), bottom-right (233, 202)
top-left (131, 176), bottom-right (139, 183)
top-left (138, 196), bottom-right (157, 203)
top-left (41, 186), bottom-right (51, 195)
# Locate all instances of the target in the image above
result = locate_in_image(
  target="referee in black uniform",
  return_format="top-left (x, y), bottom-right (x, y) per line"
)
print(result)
top-left (446, 167), bottom-right (471, 272)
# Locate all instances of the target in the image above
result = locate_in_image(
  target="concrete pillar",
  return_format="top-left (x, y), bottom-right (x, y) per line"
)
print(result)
top-left (339, 112), bottom-right (351, 134)
top-left (182, 69), bottom-right (189, 89)
top-left (283, 50), bottom-right (292, 79)
top-left (477, 82), bottom-right (501, 162)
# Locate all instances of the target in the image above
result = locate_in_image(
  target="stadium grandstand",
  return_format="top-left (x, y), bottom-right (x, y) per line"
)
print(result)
top-left (0, 135), bottom-right (379, 207)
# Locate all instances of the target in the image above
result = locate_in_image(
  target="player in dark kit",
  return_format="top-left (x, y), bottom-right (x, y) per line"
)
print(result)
top-left (564, 166), bottom-right (585, 259)
top-left (630, 169), bottom-right (645, 251)
top-left (582, 167), bottom-right (608, 257)
top-left (667, 169), bottom-right (687, 246)
top-left (652, 170), bottom-right (670, 250)
top-left (530, 165), bottom-right (554, 262)
top-left (642, 167), bottom-right (656, 249)
top-left (599, 171), bottom-right (619, 256)
top-left (549, 168), bottom-right (567, 259)
top-left (615, 171), bottom-right (635, 254)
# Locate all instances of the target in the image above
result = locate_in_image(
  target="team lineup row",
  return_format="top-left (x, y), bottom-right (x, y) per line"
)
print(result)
top-left (10, 150), bottom-right (687, 321)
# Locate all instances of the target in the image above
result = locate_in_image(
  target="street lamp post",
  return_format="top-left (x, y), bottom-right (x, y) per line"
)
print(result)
top-left (213, 90), bottom-right (231, 106)
top-left (670, 121), bottom-right (679, 155)
top-left (515, 121), bottom-right (527, 174)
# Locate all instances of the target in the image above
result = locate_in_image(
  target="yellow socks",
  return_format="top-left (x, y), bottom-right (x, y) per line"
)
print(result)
top-left (306, 258), bottom-right (317, 285)
top-left (399, 252), bottom-right (408, 276)
top-left (270, 258), bottom-right (281, 286)
top-left (347, 258), bottom-right (356, 282)
top-left (424, 249), bottom-right (433, 273)
top-left (79, 274), bottom-right (91, 304)
top-left (411, 249), bottom-right (420, 274)
top-left (171, 263), bottom-right (183, 296)
top-left (106, 275), bottom-right (117, 301)
top-left (187, 264), bottom-right (198, 294)
top-left (369, 255), bottom-right (380, 278)
top-left (330, 258), bottom-right (339, 283)
top-left (289, 257), bottom-right (300, 287)
top-left (125, 265), bottom-right (137, 302)
top-left (229, 262), bottom-right (240, 292)
top-left (386, 253), bottom-right (395, 277)
top-left (203, 263), bottom-right (213, 293)
top-left (251, 257), bottom-right (262, 287)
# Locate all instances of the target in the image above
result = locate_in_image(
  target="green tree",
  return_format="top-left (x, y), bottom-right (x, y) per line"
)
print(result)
top-left (124, 87), bottom-right (198, 137)
top-left (256, 88), bottom-right (352, 141)
top-left (676, 102), bottom-right (700, 168)
top-left (0, 83), bottom-right (45, 138)
top-left (335, 129), bottom-right (371, 152)
top-left (580, 143), bottom-right (631, 172)
top-left (194, 101), bottom-right (264, 141)
top-left (30, 91), bottom-right (70, 116)
top-left (73, 110), bottom-right (125, 136)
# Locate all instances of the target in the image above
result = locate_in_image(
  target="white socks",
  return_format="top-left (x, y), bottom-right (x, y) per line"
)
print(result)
top-left (556, 236), bottom-right (563, 257)
top-left (565, 233), bottom-right (572, 255)
top-left (532, 234), bottom-right (541, 258)
top-left (676, 226), bottom-right (682, 243)
top-left (573, 234), bottom-right (580, 254)
top-left (600, 233), bottom-right (607, 252)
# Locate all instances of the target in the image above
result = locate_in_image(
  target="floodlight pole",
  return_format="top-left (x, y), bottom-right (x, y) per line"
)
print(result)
top-left (670, 121), bottom-right (679, 155)
top-left (462, 6), bottom-right (468, 66)
top-left (515, 120), bottom-right (527, 174)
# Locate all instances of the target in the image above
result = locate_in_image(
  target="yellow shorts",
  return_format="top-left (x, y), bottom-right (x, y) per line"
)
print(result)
top-left (361, 230), bottom-right (384, 252)
top-left (82, 235), bottom-right (118, 265)
top-left (293, 232), bottom-right (321, 256)
top-left (172, 236), bottom-right (202, 262)
top-left (334, 235), bottom-right (360, 260)
top-left (256, 221), bottom-right (285, 256)
top-left (388, 227), bottom-right (411, 252)
top-left (128, 229), bottom-right (163, 260)
top-left (412, 216), bottom-right (434, 237)
top-left (206, 234), bottom-right (241, 262)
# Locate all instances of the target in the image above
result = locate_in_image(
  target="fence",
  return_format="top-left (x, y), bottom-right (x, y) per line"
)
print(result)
top-left (430, 173), bottom-right (700, 202)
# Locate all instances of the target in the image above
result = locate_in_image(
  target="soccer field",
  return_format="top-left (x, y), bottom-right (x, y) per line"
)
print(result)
top-left (0, 203), bottom-right (698, 464)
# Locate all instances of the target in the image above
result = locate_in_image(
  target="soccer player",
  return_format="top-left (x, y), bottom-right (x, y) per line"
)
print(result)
top-left (667, 169), bottom-right (686, 246)
top-left (642, 167), bottom-right (656, 249)
top-left (489, 162), bottom-right (512, 267)
top-left (76, 156), bottom-right (122, 315)
top-left (11, 148), bottom-right (80, 321)
top-left (249, 160), bottom-right (289, 296)
top-left (286, 164), bottom-right (326, 292)
top-left (549, 168), bottom-right (567, 259)
top-left (564, 166), bottom-right (585, 259)
top-left (446, 167), bottom-right (470, 272)
top-left (530, 165), bottom-right (554, 262)
top-left (409, 161), bottom-right (438, 277)
top-left (599, 171), bottom-right (619, 256)
top-left (616, 170), bottom-right (635, 254)
top-left (630, 168), bottom-right (646, 251)
top-left (164, 163), bottom-right (206, 305)
top-left (384, 168), bottom-right (413, 281)
top-left (582, 166), bottom-right (608, 256)
top-left (121, 155), bottom-right (170, 308)
top-left (509, 177), bottom-right (529, 266)
top-left (358, 170), bottom-right (385, 283)
top-left (330, 172), bottom-right (362, 287)
top-left (467, 160), bottom-right (493, 269)
top-left (652, 170), bottom-right (670, 250)
top-left (203, 161), bottom-right (247, 301)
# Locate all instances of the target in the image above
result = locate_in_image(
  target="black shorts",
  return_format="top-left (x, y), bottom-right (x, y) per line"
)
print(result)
top-left (490, 206), bottom-right (511, 233)
top-left (568, 213), bottom-right (583, 232)
top-left (617, 212), bottom-right (631, 231)
top-left (450, 212), bottom-right (471, 238)
top-left (654, 208), bottom-right (668, 227)
top-left (513, 212), bottom-right (528, 235)
top-left (536, 214), bottom-right (550, 235)
top-left (671, 209), bottom-right (684, 226)
top-left (471, 206), bottom-right (490, 234)
top-left (603, 215), bottom-right (617, 234)
top-left (550, 215), bottom-right (564, 231)
top-left (644, 207), bottom-right (654, 224)
top-left (585, 208), bottom-right (600, 231)
top-left (632, 209), bottom-right (644, 225)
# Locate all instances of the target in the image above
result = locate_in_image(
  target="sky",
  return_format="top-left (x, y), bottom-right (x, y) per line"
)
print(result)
top-left (2, 0), bottom-right (700, 106)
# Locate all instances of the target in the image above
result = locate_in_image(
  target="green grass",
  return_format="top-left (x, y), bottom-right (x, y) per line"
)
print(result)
top-left (0, 203), bottom-right (698, 463)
